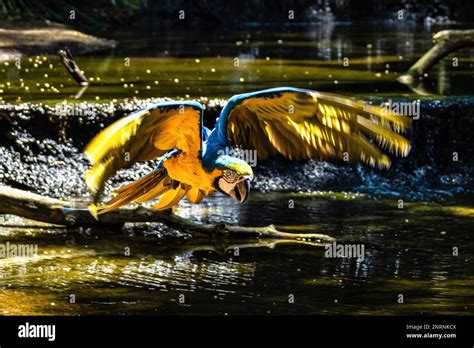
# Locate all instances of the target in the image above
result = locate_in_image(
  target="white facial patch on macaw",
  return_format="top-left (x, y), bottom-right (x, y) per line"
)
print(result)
top-left (217, 169), bottom-right (251, 203)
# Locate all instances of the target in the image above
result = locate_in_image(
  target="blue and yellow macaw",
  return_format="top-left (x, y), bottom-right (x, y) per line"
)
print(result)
top-left (84, 87), bottom-right (411, 215)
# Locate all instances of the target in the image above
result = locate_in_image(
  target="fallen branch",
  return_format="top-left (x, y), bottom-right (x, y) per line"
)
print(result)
top-left (58, 48), bottom-right (89, 86)
top-left (398, 29), bottom-right (474, 85)
top-left (0, 186), bottom-right (334, 243)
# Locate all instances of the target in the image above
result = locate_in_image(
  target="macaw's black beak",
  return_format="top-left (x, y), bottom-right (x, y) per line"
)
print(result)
top-left (232, 178), bottom-right (251, 204)
top-left (217, 177), bottom-right (251, 204)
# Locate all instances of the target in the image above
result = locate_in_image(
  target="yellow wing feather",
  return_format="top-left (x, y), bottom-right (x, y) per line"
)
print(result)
top-left (226, 90), bottom-right (411, 169)
top-left (152, 184), bottom-right (188, 210)
top-left (186, 187), bottom-right (204, 204)
top-left (134, 177), bottom-right (172, 203)
top-left (84, 109), bottom-right (148, 165)
top-left (83, 104), bottom-right (202, 204)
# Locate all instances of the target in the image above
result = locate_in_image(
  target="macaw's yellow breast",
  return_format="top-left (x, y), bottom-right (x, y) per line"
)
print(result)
top-left (163, 154), bottom-right (222, 194)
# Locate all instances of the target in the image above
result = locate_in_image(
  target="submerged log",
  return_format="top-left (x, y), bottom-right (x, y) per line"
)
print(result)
top-left (0, 186), bottom-right (334, 243)
top-left (398, 29), bottom-right (474, 85)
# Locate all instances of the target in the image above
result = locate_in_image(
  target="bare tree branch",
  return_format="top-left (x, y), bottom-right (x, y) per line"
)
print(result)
top-left (58, 48), bottom-right (89, 86)
top-left (398, 29), bottom-right (474, 85)
top-left (0, 186), bottom-right (335, 243)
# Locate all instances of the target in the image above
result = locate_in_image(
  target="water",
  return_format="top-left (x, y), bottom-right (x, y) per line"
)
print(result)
top-left (0, 193), bottom-right (472, 315)
top-left (1, 23), bottom-right (474, 103)
top-left (0, 23), bottom-right (473, 315)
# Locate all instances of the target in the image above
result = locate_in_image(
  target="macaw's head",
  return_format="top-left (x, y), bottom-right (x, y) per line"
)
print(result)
top-left (214, 155), bottom-right (254, 204)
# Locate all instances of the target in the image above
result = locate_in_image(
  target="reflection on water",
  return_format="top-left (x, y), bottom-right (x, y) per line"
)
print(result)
top-left (1, 23), bottom-right (474, 103)
top-left (0, 193), bottom-right (472, 315)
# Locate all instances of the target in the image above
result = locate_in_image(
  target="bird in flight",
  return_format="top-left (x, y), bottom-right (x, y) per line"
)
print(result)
top-left (84, 87), bottom-right (411, 215)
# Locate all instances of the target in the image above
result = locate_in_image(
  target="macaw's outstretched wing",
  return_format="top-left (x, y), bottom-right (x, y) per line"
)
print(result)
top-left (212, 87), bottom-right (411, 168)
top-left (84, 101), bottom-right (204, 205)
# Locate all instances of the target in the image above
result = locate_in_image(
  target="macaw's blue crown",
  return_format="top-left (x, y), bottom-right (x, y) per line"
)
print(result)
top-left (214, 155), bottom-right (254, 177)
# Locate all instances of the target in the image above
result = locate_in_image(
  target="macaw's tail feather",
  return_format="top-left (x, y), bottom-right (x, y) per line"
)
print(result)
top-left (92, 168), bottom-right (173, 215)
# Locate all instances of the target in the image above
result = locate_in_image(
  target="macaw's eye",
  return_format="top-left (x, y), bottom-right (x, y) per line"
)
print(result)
top-left (222, 169), bottom-right (240, 183)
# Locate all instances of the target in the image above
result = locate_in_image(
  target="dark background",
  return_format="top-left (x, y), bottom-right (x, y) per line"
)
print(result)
top-left (1, 0), bottom-right (473, 32)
